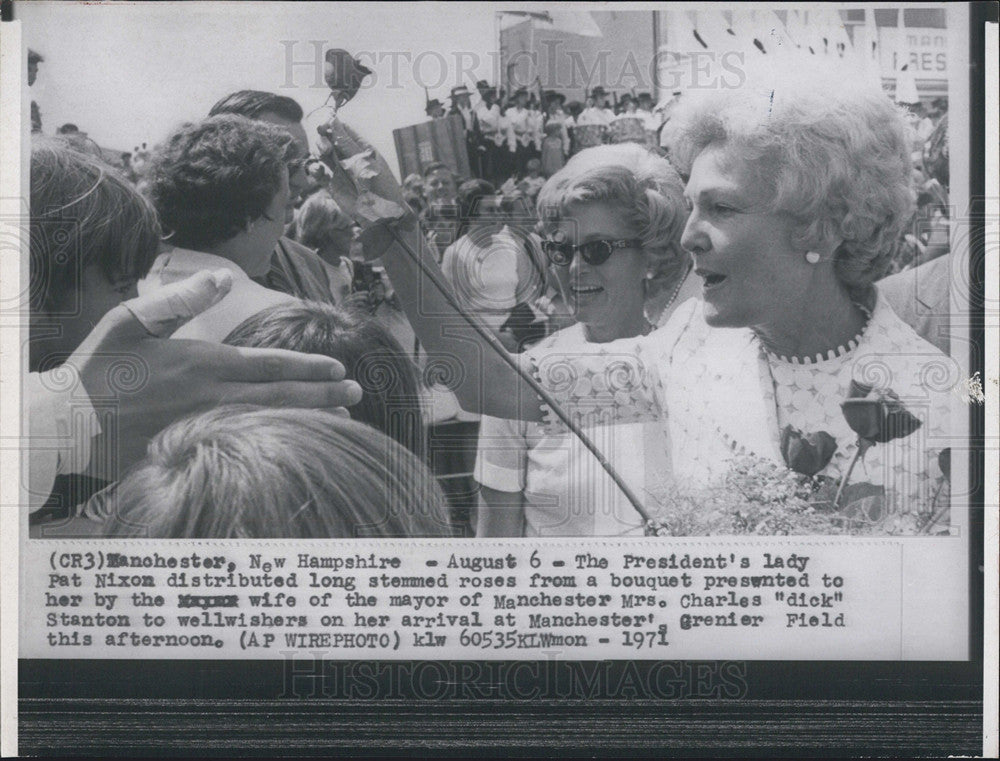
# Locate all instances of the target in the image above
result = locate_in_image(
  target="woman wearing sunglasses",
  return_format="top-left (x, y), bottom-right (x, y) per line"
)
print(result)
top-left (474, 144), bottom-right (697, 535)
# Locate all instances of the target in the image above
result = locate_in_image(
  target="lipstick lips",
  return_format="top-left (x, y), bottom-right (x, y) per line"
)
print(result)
top-left (696, 268), bottom-right (727, 290)
top-left (570, 285), bottom-right (604, 297)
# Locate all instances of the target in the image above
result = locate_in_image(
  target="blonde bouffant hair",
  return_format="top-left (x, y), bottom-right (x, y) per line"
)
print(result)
top-left (536, 143), bottom-right (689, 280)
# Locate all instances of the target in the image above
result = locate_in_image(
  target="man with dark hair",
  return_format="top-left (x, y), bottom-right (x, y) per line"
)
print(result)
top-left (208, 90), bottom-right (352, 304)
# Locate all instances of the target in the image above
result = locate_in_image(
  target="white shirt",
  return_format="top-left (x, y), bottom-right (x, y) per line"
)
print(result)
top-left (27, 365), bottom-right (100, 513)
top-left (476, 102), bottom-right (505, 145)
top-left (138, 248), bottom-right (296, 342)
top-left (475, 323), bottom-right (671, 536)
top-left (635, 107), bottom-right (662, 132)
top-left (576, 107), bottom-right (612, 127)
top-left (441, 228), bottom-right (521, 332)
top-left (504, 107), bottom-right (539, 151)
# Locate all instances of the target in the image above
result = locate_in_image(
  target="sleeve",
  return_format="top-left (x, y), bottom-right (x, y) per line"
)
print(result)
top-left (504, 114), bottom-right (516, 152)
top-left (26, 367), bottom-right (101, 513)
top-left (474, 414), bottom-right (528, 492)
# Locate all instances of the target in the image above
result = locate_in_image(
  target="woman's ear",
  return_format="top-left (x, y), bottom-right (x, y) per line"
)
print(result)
top-left (793, 219), bottom-right (843, 261)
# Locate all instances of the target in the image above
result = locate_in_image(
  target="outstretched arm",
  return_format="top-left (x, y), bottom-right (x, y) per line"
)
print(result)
top-left (318, 118), bottom-right (544, 422)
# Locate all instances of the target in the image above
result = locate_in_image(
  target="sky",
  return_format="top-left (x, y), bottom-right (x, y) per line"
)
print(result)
top-left (18, 1), bottom-right (500, 175)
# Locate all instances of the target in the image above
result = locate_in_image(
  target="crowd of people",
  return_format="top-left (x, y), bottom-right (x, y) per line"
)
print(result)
top-left (420, 80), bottom-right (675, 198)
top-left (25, 45), bottom-right (956, 540)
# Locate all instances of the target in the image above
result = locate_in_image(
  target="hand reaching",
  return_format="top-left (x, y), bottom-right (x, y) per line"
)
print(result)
top-left (316, 117), bottom-right (417, 260)
top-left (71, 269), bottom-right (362, 479)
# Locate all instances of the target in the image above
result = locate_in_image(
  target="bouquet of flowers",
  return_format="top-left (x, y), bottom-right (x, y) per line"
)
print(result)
top-left (643, 381), bottom-right (949, 536)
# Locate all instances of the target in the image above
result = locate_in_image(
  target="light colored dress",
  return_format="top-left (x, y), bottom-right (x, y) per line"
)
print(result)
top-left (531, 291), bottom-right (956, 530)
top-left (476, 323), bottom-right (671, 536)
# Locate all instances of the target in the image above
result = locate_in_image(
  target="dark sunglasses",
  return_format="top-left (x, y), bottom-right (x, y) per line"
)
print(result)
top-left (541, 238), bottom-right (642, 267)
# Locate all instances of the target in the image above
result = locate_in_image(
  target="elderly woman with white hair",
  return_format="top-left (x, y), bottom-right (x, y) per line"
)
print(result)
top-left (323, 62), bottom-right (955, 534)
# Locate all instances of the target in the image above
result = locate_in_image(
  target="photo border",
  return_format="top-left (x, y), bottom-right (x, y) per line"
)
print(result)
top-left (3, 2), bottom-right (995, 755)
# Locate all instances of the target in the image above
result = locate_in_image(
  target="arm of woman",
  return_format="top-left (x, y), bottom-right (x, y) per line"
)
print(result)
top-left (477, 487), bottom-right (526, 537)
top-left (378, 223), bottom-right (544, 421)
top-left (474, 414), bottom-right (527, 537)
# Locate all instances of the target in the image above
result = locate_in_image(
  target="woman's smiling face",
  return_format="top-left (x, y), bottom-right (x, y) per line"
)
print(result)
top-left (553, 201), bottom-right (648, 340)
top-left (680, 144), bottom-right (814, 330)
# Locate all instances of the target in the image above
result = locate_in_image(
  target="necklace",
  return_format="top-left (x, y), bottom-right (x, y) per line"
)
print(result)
top-left (646, 262), bottom-right (692, 328)
top-left (663, 263), bottom-right (692, 310)
top-left (759, 300), bottom-right (874, 364)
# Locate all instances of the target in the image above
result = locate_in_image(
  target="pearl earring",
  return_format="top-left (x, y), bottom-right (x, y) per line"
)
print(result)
top-left (805, 251), bottom-right (821, 264)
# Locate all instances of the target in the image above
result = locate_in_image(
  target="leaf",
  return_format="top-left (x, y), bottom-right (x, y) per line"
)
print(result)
top-left (937, 447), bottom-right (951, 481)
top-left (843, 493), bottom-right (886, 524)
top-left (341, 150), bottom-right (379, 180)
top-left (838, 481), bottom-right (884, 505)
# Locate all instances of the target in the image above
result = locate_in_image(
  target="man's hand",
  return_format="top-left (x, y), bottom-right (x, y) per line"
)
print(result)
top-left (317, 118), bottom-right (416, 260)
top-left (71, 269), bottom-right (362, 479)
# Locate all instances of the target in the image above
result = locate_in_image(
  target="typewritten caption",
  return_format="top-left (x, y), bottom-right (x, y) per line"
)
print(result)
top-left (21, 540), bottom-right (914, 659)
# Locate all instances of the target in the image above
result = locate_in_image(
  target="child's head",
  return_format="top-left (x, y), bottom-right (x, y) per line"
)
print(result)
top-left (29, 138), bottom-right (161, 369)
top-left (225, 301), bottom-right (427, 461)
top-left (106, 406), bottom-right (449, 538)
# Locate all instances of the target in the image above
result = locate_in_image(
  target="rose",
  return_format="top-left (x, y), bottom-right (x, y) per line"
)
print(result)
top-left (938, 447), bottom-right (951, 481)
top-left (835, 381), bottom-right (922, 509)
top-left (839, 380), bottom-right (922, 443)
top-left (324, 49), bottom-right (372, 107)
top-left (780, 425), bottom-right (838, 476)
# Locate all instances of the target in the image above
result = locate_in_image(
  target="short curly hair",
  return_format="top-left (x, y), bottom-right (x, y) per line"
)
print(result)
top-left (536, 143), bottom-right (688, 277)
top-left (666, 61), bottom-right (915, 291)
top-left (224, 300), bottom-right (427, 463)
top-left (145, 114), bottom-right (292, 250)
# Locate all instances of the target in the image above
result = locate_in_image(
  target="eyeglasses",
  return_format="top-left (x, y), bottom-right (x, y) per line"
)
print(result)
top-left (541, 238), bottom-right (642, 267)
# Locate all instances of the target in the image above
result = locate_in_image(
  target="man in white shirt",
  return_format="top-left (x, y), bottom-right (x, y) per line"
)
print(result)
top-left (475, 80), bottom-right (506, 185)
top-left (504, 87), bottom-right (541, 176)
top-left (139, 115), bottom-right (301, 341)
top-left (576, 89), bottom-right (613, 127)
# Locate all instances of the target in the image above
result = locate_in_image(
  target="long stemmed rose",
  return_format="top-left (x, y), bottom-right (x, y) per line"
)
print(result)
top-left (837, 380), bottom-right (923, 508)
